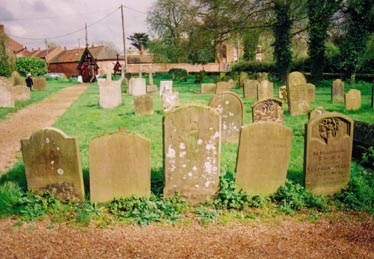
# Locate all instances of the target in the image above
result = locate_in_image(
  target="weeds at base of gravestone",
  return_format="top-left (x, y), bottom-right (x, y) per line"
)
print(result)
top-left (195, 206), bottom-right (221, 225)
top-left (361, 146), bottom-right (374, 169)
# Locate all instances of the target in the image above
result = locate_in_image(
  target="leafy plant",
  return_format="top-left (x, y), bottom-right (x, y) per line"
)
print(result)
top-left (16, 56), bottom-right (46, 77)
top-left (0, 182), bottom-right (23, 217)
top-left (361, 146), bottom-right (374, 168)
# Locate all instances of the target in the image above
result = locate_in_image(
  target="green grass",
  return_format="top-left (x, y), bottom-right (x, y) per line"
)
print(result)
top-left (1, 74), bottom-right (374, 225)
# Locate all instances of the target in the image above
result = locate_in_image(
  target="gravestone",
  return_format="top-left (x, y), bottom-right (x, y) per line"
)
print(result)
top-left (160, 80), bottom-right (173, 96)
top-left (134, 95), bottom-right (153, 115)
top-left (147, 68), bottom-right (158, 93)
top-left (257, 72), bottom-right (269, 81)
top-left (239, 72), bottom-right (248, 88)
top-left (236, 122), bottom-right (292, 196)
top-left (21, 128), bottom-right (85, 201)
top-left (308, 106), bottom-right (326, 120)
top-left (345, 89), bottom-right (361, 110)
top-left (252, 98), bottom-right (283, 124)
top-left (307, 83), bottom-right (315, 103)
top-left (33, 77), bottom-right (47, 90)
top-left (243, 79), bottom-right (258, 100)
top-left (89, 129), bottom-right (151, 203)
top-left (163, 104), bottom-right (221, 204)
top-left (201, 83), bottom-right (216, 94)
top-left (286, 71), bottom-right (310, 116)
top-left (278, 85), bottom-right (287, 103)
top-left (304, 113), bottom-right (354, 195)
top-left (215, 81), bottom-right (230, 94)
top-left (228, 79), bottom-right (236, 88)
top-left (13, 84), bottom-right (31, 101)
top-left (129, 78), bottom-right (146, 96)
top-left (98, 79), bottom-right (122, 108)
top-left (162, 90), bottom-right (179, 112)
top-left (257, 79), bottom-right (274, 100)
top-left (209, 92), bottom-right (243, 143)
top-left (332, 79), bottom-right (345, 103)
top-left (0, 77), bottom-right (15, 107)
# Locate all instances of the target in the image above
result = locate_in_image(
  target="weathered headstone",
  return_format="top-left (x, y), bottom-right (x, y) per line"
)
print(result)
top-left (129, 78), bottom-right (147, 96)
top-left (21, 128), bottom-right (85, 201)
top-left (332, 79), bottom-right (345, 103)
top-left (147, 68), bottom-right (158, 93)
top-left (307, 83), bottom-right (315, 103)
top-left (163, 104), bottom-right (221, 204)
top-left (209, 92), bottom-right (243, 143)
top-left (162, 90), bottom-right (179, 112)
top-left (134, 95), bottom-right (154, 115)
top-left (278, 85), bottom-right (287, 103)
top-left (257, 79), bottom-right (274, 100)
top-left (286, 71), bottom-right (310, 116)
top-left (98, 79), bottom-right (122, 108)
top-left (236, 122), bottom-right (292, 196)
top-left (89, 129), bottom-right (151, 203)
top-left (13, 84), bottom-right (31, 101)
top-left (252, 98), bottom-right (283, 124)
top-left (308, 106), bottom-right (326, 120)
top-left (228, 79), bottom-right (236, 88)
top-left (201, 83), bottom-right (216, 94)
top-left (215, 81), bottom-right (230, 94)
top-left (0, 77), bottom-right (15, 107)
top-left (239, 72), bottom-right (248, 88)
top-left (304, 113), bottom-right (354, 195)
top-left (160, 80), bottom-right (173, 96)
top-left (345, 89), bottom-right (361, 110)
top-left (257, 72), bottom-right (269, 81)
top-left (33, 77), bottom-right (47, 90)
top-left (243, 79), bottom-right (258, 100)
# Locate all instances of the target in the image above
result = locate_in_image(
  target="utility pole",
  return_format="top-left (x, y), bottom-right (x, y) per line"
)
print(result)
top-left (121, 4), bottom-right (128, 77)
top-left (45, 39), bottom-right (49, 72)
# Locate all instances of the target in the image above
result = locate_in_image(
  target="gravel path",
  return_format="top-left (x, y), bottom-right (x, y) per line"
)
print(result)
top-left (0, 84), bottom-right (89, 174)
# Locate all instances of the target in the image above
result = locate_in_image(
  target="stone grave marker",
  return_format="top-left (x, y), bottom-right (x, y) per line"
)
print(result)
top-left (163, 104), bottom-right (221, 204)
top-left (252, 98), bottom-right (283, 124)
top-left (0, 77), bottom-right (15, 107)
top-left (13, 84), bottom-right (30, 101)
top-left (304, 113), bottom-right (354, 195)
top-left (345, 89), bottom-right (361, 110)
top-left (147, 68), bottom-right (158, 93)
top-left (215, 81), bottom-right (230, 94)
top-left (98, 79), bottom-right (122, 108)
top-left (307, 83), bottom-right (315, 103)
top-left (332, 79), bottom-right (345, 103)
top-left (239, 72), bottom-right (248, 88)
top-left (160, 80), bottom-right (173, 96)
top-left (236, 122), bottom-right (292, 196)
top-left (257, 79), bottom-right (274, 100)
top-left (162, 90), bottom-right (179, 112)
top-left (286, 71), bottom-right (310, 116)
top-left (130, 78), bottom-right (147, 96)
top-left (228, 79), bottom-right (236, 88)
top-left (209, 92), bottom-right (243, 143)
top-left (278, 85), bottom-right (287, 103)
top-left (89, 129), bottom-right (151, 203)
top-left (134, 94), bottom-right (154, 115)
top-left (243, 79), bottom-right (258, 100)
top-left (308, 106), bottom-right (326, 120)
top-left (201, 83), bottom-right (216, 94)
top-left (257, 72), bottom-right (269, 81)
top-left (21, 128), bottom-right (85, 201)
top-left (33, 77), bottom-right (47, 90)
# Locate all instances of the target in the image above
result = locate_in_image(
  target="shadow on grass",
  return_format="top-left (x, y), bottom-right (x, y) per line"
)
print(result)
top-left (0, 163), bottom-right (27, 191)
top-left (286, 170), bottom-right (304, 185)
top-left (151, 168), bottom-right (164, 196)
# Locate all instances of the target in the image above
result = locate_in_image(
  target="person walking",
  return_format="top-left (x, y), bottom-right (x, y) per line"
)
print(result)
top-left (25, 73), bottom-right (33, 91)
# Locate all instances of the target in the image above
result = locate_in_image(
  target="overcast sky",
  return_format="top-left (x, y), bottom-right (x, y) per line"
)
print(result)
top-left (0, 0), bottom-right (155, 52)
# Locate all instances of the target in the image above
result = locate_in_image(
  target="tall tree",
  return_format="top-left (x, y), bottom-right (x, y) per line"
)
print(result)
top-left (307, 0), bottom-right (341, 81)
top-left (127, 33), bottom-right (150, 51)
top-left (0, 33), bottom-right (16, 77)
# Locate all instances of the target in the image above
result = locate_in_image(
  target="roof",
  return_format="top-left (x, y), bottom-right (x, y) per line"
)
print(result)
top-left (31, 47), bottom-right (61, 58)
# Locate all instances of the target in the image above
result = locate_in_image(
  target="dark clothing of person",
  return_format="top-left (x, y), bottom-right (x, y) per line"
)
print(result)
top-left (25, 77), bottom-right (33, 90)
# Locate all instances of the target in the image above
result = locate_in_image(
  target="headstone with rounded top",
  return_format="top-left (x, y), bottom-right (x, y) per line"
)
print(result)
top-left (308, 106), bottom-right (326, 120)
top-left (201, 83), bottom-right (216, 94)
top-left (307, 83), bottom-right (315, 103)
top-left (345, 89), bottom-right (361, 110)
top-left (252, 98), bottom-right (283, 124)
top-left (215, 81), bottom-right (230, 94)
top-left (98, 79), bottom-right (122, 108)
top-left (332, 79), bottom-right (345, 103)
top-left (257, 79), bottom-right (273, 100)
top-left (286, 71), bottom-right (310, 115)
top-left (243, 79), bottom-right (258, 100)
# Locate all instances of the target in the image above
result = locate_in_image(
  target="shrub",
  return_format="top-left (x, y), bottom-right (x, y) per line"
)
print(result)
top-left (16, 57), bottom-right (46, 77)
top-left (168, 68), bottom-right (188, 82)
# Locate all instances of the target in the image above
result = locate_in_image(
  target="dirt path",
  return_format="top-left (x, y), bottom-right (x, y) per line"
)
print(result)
top-left (0, 84), bottom-right (90, 174)
top-left (0, 217), bottom-right (373, 259)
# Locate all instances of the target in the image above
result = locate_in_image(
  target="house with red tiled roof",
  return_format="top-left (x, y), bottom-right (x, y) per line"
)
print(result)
top-left (0, 24), bottom-right (29, 57)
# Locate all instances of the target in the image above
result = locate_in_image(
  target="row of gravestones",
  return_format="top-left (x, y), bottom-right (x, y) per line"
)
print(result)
top-left (21, 103), bottom-right (353, 205)
top-left (0, 76), bottom-right (31, 107)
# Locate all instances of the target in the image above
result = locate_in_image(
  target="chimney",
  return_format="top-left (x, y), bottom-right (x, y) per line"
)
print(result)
top-left (0, 24), bottom-right (4, 34)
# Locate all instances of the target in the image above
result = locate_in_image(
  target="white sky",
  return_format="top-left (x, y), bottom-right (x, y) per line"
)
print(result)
top-left (0, 0), bottom-right (155, 52)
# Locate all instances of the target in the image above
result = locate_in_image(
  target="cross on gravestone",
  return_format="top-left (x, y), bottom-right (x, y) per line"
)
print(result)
top-left (21, 128), bottom-right (85, 201)
top-left (163, 104), bottom-right (221, 205)
top-left (89, 129), bottom-right (151, 203)
top-left (209, 92), bottom-right (244, 143)
top-left (98, 80), bottom-right (122, 108)
top-left (252, 98), bottom-right (283, 124)
top-left (304, 113), bottom-right (354, 195)
top-left (236, 122), bottom-right (292, 196)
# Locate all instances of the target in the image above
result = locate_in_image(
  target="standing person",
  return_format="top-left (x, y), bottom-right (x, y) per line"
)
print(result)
top-left (25, 73), bottom-right (33, 91)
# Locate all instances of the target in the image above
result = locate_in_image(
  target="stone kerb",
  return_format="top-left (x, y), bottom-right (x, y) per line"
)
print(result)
top-left (286, 71), bottom-right (310, 116)
top-left (332, 79), bottom-right (345, 103)
top-left (163, 104), bottom-right (221, 204)
top-left (252, 98), bottom-right (283, 124)
top-left (14, 84), bottom-right (31, 101)
top-left (236, 122), bottom-right (292, 196)
top-left (209, 92), bottom-right (244, 143)
top-left (98, 79), bottom-right (122, 109)
top-left (0, 77), bottom-right (15, 107)
top-left (243, 79), bottom-right (258, 100)
top-left (304, 113), bottom-right (354, 195)
top-left (160, 80), bottom-right (173, 96)
top-left (257, 80), bottom-right (274, 100)
top-left (21, 127), bottom-right (85, 201)
top-left (134, 95), bottom-right (154, 115)
top-left (345, 89), bottom-right (361, 110)
top-left (89, 129), bottom-right (151, 203)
